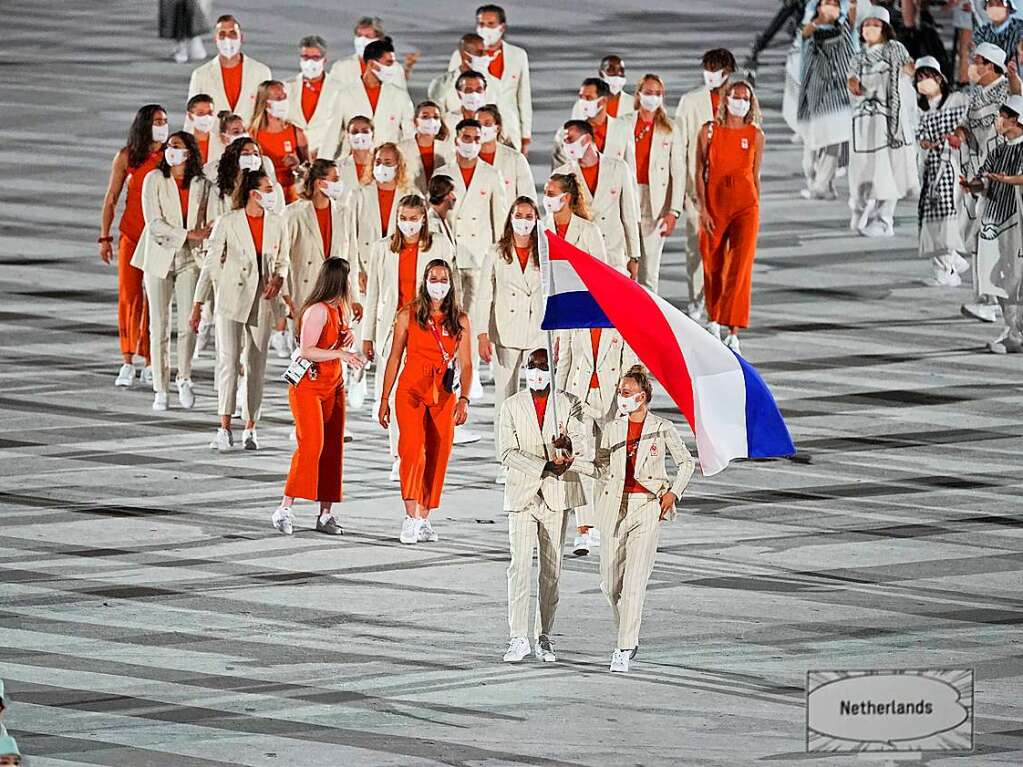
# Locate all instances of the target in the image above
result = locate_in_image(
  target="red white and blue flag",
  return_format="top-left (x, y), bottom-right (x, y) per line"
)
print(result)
top-left (539, 229), bottom-right (795, 476)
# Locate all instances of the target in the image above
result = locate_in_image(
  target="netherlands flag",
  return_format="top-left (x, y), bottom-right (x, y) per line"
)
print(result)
top-left (539, 229), bottom-right (795, 476)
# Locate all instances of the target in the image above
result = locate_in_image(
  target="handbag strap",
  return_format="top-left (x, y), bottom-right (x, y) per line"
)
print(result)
top-left (427, 318), bottom-right (452, 365)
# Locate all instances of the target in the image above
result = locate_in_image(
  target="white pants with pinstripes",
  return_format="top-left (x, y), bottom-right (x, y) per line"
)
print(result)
top-left (507, 496), bottom-right (569, 639)
top-left (215, 304), bottom-right (273, 420)
top-left (599, 494), bottom-right (662, 650)
top-left (637, 184), bottom-right (668, 293)
top-left (144, 264), bottom-right (199, 393)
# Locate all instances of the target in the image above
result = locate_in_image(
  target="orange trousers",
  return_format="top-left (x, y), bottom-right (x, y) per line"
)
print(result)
top-left (117, 236), bottom-right (150, 360)
top-left (701, 202), bottom-right (759, 329)
top-left (395, 382), bottom-right (456, 510)
top-left (284, 379), bottom-right (346, 502)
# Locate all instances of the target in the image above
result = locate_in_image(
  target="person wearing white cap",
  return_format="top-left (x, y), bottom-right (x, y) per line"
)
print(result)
top-left (0, 734), bottom-right (18, 766)
top-left (956, 41), bottom-right (1010, 321)
top-left (913, 56), bottom-right (972, 286)
top-left (797, 0), bottom-right (857, 201)
top-left (846, 6), bottom-right (916, 238)
top-left (974, 1), bottom-right (1023, 73)
top-left (960, 93), bottom-right (1023, 352)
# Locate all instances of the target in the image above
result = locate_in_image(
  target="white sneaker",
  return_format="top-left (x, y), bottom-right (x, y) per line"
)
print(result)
top-left (610, 648), bottom-right (630, 673)
top-left (271, 506), bottom-right (293, 535)
top-left (210, 428), bottom-right (234, 452)
top-left (390, 458), bottom-right (401, 482)
top-left (173, 41), bottom-right (188, 64)
top-left (961, 302), bottom-right (1000, 323)
top-left (925, 257), bottom-right (961, 287)
top-left (177, 379), bottom-right (195, 409)
top-left (453, 425), bottom-right (481, 445)
top-left (686, 301), bottom-right (705, 322)
top-left (188, 35), bottom-right (207, 61)
top-left (860, 220), bottom-right (894, 238)
top-left (799, 188), bottom-right (812, 200)
top-left (243, 428), bottom-right (259, 451)
top-left (987, 330), bottom-right (1023, 354)
top-left (707, 321), bottom-right (721, 341)
top-left (495, 465), bottom-right (508, 485)
top-left (115, 363), bottom-right (135, 387)
top-left (951, 252), bottom-right (970, 274)
top-left (503, 637), bottom-right (531, 662)
top-left (724, 334), bottom-right (741, 354)
top-left (152, 391), bottom-right (169, 411)
top-left (141, 367), bottom-right (153, 386)
top-left (399, 515), bottom-right (422, 544)
top-left (534, 635), bottom-right (557, 662)
top-left (417, 518), bottom-right (439, 542)
top-left (573, 534), bottom-right (590, 557)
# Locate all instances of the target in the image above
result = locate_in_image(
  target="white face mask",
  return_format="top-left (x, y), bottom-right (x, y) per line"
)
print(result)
top-left (152, 123), bottom-right (169, 143)
top-left (988, 6), bottom-right (1010, 24)
top-left (917, 78), bottom-right (942, 97)
top-left (543, 194), bottom-right (565, 215)
top-left (639, 93), bottom-right (663, 112)
top-left (426, 281), bottom-right (450, 300)
top-left (967, 64), bottom-right (982, 85)
top-left (238, 153), bottom-right (262, 171)
top-left (476, 25), bottom-right (503, 48)
top-left (727, 98), bottom-right (751, 118)
top-left (164, 147), bottom-right (188, 166)
top-left (862, 25), bottom-right (883, 45)
top-left (564, 136), bottom-right (589, 161)
top-left (469, 54), bottom-right (492, 71)
top-left (267, 99), bottom-right (290, 119)
top-left (456, 140), bottom-right (481, 159)
top-left (479, 125), bottom-right (498, 143)
top-left (459, 91), bottom-right (486, 112)
top-left (373, 163), bottom-right (397, 183)
top-left (577, 98), bottom-right (602, 119)
top-left (216, 37), bottom-right (241, 58)
top-left (256, 190), bottom-right (277, 211)
top-left (525, 367), bottom-right (551, 391)
top-left (374, 62), bottom-right (400, 82)
top-left (397, 219), bottom-right (423, 237)
top-left (349, 132), bottom-right (374, 151)
top-left (300, 58), bottom-right (324, 79)
top-left (322, 180), bottom-right (344, 199)
top-left (354, 35), bottom-right (374, 57)
top-left (703, 69), bottom-right (727, 89)
top-left (511, 217), bottom-right (536, 236)
top-left (617, 392), bottom-right (643, 414)
top-left (417, 117), bottom-right (442, 136)
top-left (192, 114), bottom-right (216, 133)
top-left (602, 74), bottom-right (627, 95)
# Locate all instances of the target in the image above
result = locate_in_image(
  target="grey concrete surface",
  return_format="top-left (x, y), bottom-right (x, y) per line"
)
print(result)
top-left (0, 1), bottom-right (1021, 765)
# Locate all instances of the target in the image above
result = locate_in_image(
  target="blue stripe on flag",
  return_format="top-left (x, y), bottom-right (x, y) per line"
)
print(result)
top-left (541, 291), bottom-right (614, 330)
top-left (736, 354), bottom-right (796, 459)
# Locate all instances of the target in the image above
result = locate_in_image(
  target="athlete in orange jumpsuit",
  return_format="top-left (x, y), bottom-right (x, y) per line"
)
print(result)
top-left (99, 104), bottom-right (165, 387)
top-left (273, 259), bottom-right (363, 537)
top-left (378, 260), bottom-right (473, 545)
top-left (695, 81), bottom-right (764, 355)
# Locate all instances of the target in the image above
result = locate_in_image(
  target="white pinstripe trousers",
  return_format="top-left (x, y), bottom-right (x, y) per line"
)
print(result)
top-left (507, 496), bottom-right (569, 639)
top-left (599, 494), bottom-right (662, 650)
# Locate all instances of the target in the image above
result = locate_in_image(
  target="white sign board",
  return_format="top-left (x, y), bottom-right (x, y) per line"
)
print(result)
top-left (806, 669), bottom-right (973, 753)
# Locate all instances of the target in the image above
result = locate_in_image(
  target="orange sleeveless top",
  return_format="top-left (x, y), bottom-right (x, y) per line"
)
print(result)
top-left (306, 302), bottom-right (344, 386)
top-left (118, 150), bottom-right (162, 240)
top-left (706, 123), bottom-right (759, 213)
top-left (398, 309), bottom-right (458, 404)
top-left (256, 125), bottom-right (299, 189)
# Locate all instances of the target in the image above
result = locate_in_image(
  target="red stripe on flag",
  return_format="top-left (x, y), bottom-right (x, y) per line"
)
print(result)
top-left (547, 234), bottom-right (696, 428)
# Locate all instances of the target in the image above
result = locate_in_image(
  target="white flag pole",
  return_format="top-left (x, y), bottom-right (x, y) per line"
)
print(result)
top-left (537, 224), bottom-right (561, 439)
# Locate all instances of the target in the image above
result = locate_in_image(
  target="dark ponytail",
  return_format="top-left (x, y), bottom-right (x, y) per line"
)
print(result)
top-left (233, 167), bottom-right (269, 211)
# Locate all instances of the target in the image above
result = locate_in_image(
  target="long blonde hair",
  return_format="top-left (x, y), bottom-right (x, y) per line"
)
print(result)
top-left (634, 74), bottom-right (674, 133)
top-left (388, 194), bottom-right (435, 253)
top-left (549, 173), bottom-right (592, 221)
top-left (715, 80), bottom-right (763, 127)
top-left (361, 142), bottom-right (410, 188)
top-left (249, 79), bottom-right (289, 134)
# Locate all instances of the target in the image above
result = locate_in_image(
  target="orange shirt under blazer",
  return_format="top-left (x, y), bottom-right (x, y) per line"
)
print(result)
top-left (398, 242), bottom-right (418, 308)
top-left (256, 126), bottom-right (300, 202)
top-left (623, 418), bottom-right (652, 494)
top-left (395, 309), bottom-right (460, 509)
top-left (284, 303), bottom-right (347, 503)
top-left (634, 118), bottom-right (655, 185)
top-left (700, 123), bottom-right (760, 329)
top-left (222, 61), bottom-right (243, 111)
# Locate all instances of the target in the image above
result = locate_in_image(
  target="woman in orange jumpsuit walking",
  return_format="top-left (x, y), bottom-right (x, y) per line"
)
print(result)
top-left (378, 260), bottom-right (473, 545)
top-left (273, 259), bottom-right (364, 537)
top-left (99, 104), bottom-right (167, 387)
top-left (250, 80), bottom-right (309, 205)
top-left (694, 81), bottom-right (764, 355)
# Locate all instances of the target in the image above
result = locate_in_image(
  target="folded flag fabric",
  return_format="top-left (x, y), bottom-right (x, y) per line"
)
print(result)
top-left (539, 228), bottom-right (795, 476)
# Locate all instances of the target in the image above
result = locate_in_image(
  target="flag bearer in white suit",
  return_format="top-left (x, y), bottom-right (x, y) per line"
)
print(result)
top-left (284, 36), bottom-right (336, 160)
top-left (477, 198), bottom-right (547, 482)
top-left (194, 168), bottom-right (289, 453)
top-left (446, 4), bottom-right (533, 153)
top-left (554, 78), bottom-right (636, 169)
top-left (578, 366), bottom-right (695, 673)
top-left (475, 105), bottom-right (536, 202)
top-left (187, 15), bottom-right (272, 125)
top-left (625, 75), bottom-right (686, 292)
top-left (674, 48), bottom-right (737, 317)
top-left (137, 132), bottom-right (217, 412)
top-left (498, 347), bottom-right (593, 663)
top-left (555, 325), bottom-right (637, 556)
top-left (315, 39), bottom-right (415, 160)
top-left (328, 17), bottom-right (411, 93)
top-left (553, 121), bottom-right (640, 277)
